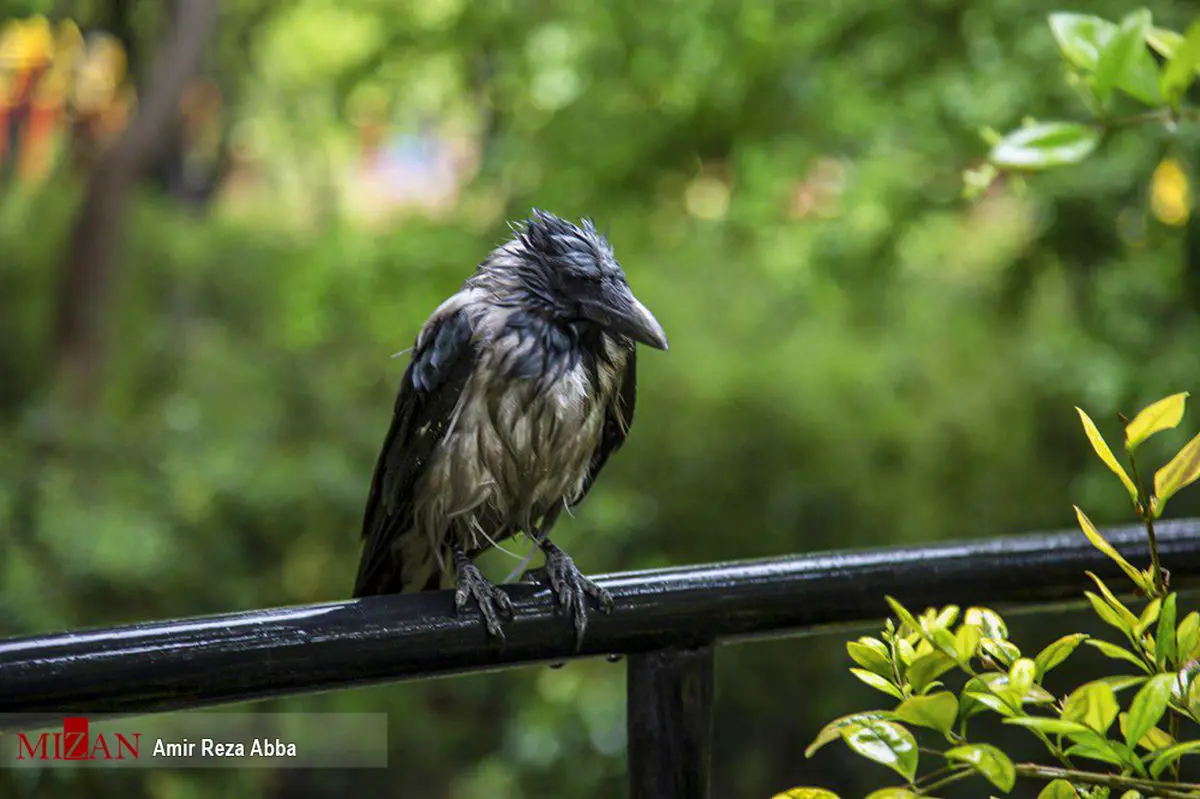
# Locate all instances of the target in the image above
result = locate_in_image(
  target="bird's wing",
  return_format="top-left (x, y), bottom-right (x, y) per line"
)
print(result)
top-left (354, 304), bottom-right (477, 596)
top-left (573, 347), bottom-right (637, 506)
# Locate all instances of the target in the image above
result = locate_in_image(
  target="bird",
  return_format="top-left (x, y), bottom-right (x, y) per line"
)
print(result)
top-left (353, 209), bottom-right (668, 644)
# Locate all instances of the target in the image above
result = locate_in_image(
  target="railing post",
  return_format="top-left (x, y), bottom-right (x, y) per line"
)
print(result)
top-left (626, 645), bottom-right (715, 799)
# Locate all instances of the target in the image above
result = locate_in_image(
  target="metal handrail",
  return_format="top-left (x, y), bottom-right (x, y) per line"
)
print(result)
top-left (4, 519), bottom-right (1200, 797)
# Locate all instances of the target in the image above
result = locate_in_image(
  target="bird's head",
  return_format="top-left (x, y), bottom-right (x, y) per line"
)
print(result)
top-left (476, 210), bottom-right (669, 351)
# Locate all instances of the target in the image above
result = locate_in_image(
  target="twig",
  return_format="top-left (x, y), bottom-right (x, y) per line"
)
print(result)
top-left (1127, 447), bottom-right (1167, 596)
top-left (1015, 763), bottom-right (1200, 798)
top-left (913, 764), bottom-right (960, 789)
top-left (1171, 710), bottom-right (1182, 782)
top-left (917, 766), bottom-right (972, 795)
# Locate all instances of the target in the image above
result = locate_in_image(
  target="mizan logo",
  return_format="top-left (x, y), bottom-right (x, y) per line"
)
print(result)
top-left (17, 718), bottom-right (141, 761)
top-left (13, 716), bottom-right (304, 764)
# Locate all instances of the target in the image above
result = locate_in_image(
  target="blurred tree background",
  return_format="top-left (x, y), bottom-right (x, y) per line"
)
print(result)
top-left (1, 0), bottom-right (1199, 796)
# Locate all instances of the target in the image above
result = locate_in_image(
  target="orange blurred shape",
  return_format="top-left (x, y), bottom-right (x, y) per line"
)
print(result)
top-left (71, 33), bottom-right (127, 115)
top-left (21, 59), bottom-right (69, 183)
top-left (0, 16), bottom-right (53, 69)
top-left (1151, 158), bottom-right (1192, 228)
top-left (18, 103), bottom-right (59, 182)
top-left (0, 16), bottom-right (135, 181)
top-left (54, 19), bottom-right (83, 60)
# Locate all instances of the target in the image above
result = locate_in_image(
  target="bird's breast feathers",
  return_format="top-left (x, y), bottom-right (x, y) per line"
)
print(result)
top-left (412, 296), bottom-right (627, 547)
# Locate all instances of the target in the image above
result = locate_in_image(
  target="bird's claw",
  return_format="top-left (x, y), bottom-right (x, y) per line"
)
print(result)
top-left (536, 544), bottom-right (613, 649)
top-left (454, 554), bottom-right (514, 640)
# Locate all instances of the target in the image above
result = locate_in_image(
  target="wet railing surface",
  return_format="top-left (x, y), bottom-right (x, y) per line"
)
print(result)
top-left (4, 520), bottom-right (1200, 797)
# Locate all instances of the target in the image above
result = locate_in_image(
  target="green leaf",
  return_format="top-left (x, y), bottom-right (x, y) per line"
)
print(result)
top-left (1038, 780), bottom-right (1081, 799)
top-left (1147, 27), bottom-right (1184, 58)
top-left (990, 123), bottom-right (1100, 171)
top-left (1019, 728), bottom-right (1111, 767)
top-left (1162, 19), bottom-right (1200, 109)
top-left (1101, 674), bottom-right (1151, 693)
top-left (1141, 724), bottom-right (1175, 751)
top-left (894, 692), bottom-right (957, 733)
top-left (1066, 742), bottom-right (1125, 766)
top-left (958, 680), bottom-right (989, 720)
top-left (864, 790), bottom-right (921, 799)
top-left (905, 651), bottom-right (955, 694)
top-left (1086, 572), bottom-right (1139, 627)
top-left (1124, 673), bottom-right (1175, 750)
top-left (1188, 671), bottom-right (1200, 719)
top-left (929, 627), bottom-right (959, 661)
top-left (885, 597), bottom-right (924, 637)
top-left (805, 711), bottom-right (894, 758)
top-left (1079, 512), bottom-right (1147, 591)
top-left (1049, 13), bottom-right (1116, 70)
top-left (945, 744), bottom-right (1015, 793)
top-left (1156, 593), bottom-right (1177, 669)
top-left (1076, 409), bottom-right (1139, 500)
top-left (851, 669), bottom-right (904, 699)
top-left (1024, 683), bottom-right (1058, 704)
top-left (964, 607), bottom-right (1008, 641)
top-left (1125, 393), bottom-right (1189, 450)
top-left (772, 790), bottom-right (841, 799)
top-left (1009, 658), bottom-right (1037, 698)
top-left (1119, 711), bottom-right (1175, 751)
top-left (840, 719), bottom-right (918, 783)
top-left (1086, 592), bottom-right (1132, 633)
top-left (1062, 680), bottom-right (1120, 734)
top-left (1094, 10), bottom-right (1161, 107)
top-left (1149, 740), bottom-right (1200, 779)
top-left (980, 638), bottom-right (1021, 668)
top-left (955, 624), bottom-right (981, 664)
top-left (1177, 612), bottom-right (1200, 660)
top-left (1004, 716), bottom-right (1094, 736)
top-left (963, 691), bottom-right (1017, 718)
top-left (961, 672), bottom-right (1028, 719)
top-left (1085, 639), bottom-right (1151, 672)
top-left (1134, 598), bottom-right (1161, 637)
top-left (1155, 430), bottom-right (1200, 508)
top-left (930, 605), bottom-right (960, 631)
top-left (848, 638), bottom-right (893, 677)
top-left (895, 638), bottom-right (918, 666)
top-left (1035, 634), bottom-right (1088, 678)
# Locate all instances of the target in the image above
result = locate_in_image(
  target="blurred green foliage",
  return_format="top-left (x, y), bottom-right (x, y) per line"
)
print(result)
top-left (1, 0), bottom-right (1200, 796)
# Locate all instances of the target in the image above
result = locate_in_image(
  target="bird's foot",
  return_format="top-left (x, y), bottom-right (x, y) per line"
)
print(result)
top-left (453, 550), bottom-right (514, 640)
top-left (528, 542), bottom-right (613, 648)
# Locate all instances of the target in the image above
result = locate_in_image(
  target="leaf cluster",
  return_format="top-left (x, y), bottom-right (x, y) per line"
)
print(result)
top-left (782, 393), bottom-right (1200, 797)
top-left (964, 9), bottom-right (1200, 196)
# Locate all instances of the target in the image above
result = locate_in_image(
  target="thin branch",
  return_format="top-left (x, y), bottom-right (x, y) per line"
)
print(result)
top-left (1127, 446), bottom-right (1167, 595)
top-left (916, 767), bottom-right (972, 795)
top-left (913, 764), bottom-right (964, 790)
top-left (1015, 763), bottom-right (1200, 798)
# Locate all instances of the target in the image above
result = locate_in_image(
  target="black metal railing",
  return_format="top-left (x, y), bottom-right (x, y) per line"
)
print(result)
top-left (4, 520), bottom-right (1200, 797)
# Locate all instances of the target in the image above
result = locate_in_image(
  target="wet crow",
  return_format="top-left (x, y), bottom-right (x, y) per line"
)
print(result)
top-left (354, 210), bottom-right (668, 643)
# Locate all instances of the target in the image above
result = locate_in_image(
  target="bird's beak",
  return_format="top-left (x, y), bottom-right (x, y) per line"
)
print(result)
top-left (587, 286), bottom-right (669, 351)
